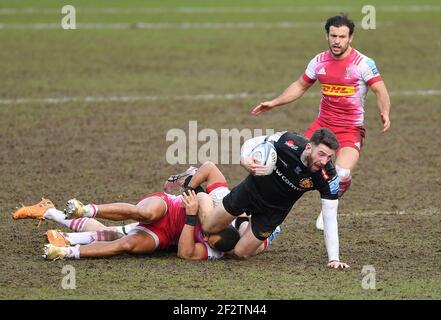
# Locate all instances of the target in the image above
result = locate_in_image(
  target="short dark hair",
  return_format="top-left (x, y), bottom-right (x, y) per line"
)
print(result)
top-left (325, 14), bottom-right (355, 35)
top-left (310, 128), bottom-right (339, 150)
top-left (213, 225), bottom-right (240, 252)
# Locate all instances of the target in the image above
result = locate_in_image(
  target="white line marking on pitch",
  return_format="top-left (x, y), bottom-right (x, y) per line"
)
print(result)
top-left (339, 207), bottom-right (440, 218)
top-left (0, 90), bottom-right (440, 106)
top-left (0, 6), bottom-right (439, 15)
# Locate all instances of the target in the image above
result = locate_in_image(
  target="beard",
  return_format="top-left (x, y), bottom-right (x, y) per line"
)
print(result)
top-left (329, 43), bottom-right (350, 57)
top-left (306, 154), bottom-right (323, 172)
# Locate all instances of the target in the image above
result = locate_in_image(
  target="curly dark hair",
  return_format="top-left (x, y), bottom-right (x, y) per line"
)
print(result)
top-left (325, 14), bottom-right (355, 35)
top-left (310, 128), bottom-right (339, 150)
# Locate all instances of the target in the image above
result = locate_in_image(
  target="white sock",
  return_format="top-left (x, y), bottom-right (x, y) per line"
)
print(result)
top-left (84, 204), bottom-right (98, 218)
top-left (114, 223), bottom-right (137, 235)
top-left (336, 166), bottom-right (351, 179)
top-left (43, 208), bottom-right (90, 232)
top-left (44, 208), bottom-right (72, 228)
top-left (65, 232), bottom-right (97, 245)
top-left (67, 245), bottom-right (81, 259)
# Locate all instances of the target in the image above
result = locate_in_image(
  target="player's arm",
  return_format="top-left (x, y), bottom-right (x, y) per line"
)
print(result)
top-left (370, 81), bottom-right (391, 133)
top-left (251, 76), bottom-right (314, 115)
top-left (319, 172), bottom-right (349, 270)
top-left (240, 135), bottom-right (270, 175)
top-left (177, 191), bottom-right (208, 260)
top-left (320, 199), bottom-right (344, 268)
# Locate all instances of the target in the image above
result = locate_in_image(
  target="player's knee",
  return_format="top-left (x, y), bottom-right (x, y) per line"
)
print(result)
top-left (202, 160), bottom-right (215, 169)
top-left (233, 246), bottom-right (251, 259)
top-left (137, 206), bottom-right (161, 222)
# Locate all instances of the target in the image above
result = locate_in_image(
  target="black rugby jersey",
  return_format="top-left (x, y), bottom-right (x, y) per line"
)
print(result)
top-left (245, 131), bottom-right (339, 211)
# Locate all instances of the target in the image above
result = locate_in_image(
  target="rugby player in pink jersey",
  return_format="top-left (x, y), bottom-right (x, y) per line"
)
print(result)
top-left (12, 163), bottom-right (279, 260)
top-left (251, 14), bottom-right (391, 230)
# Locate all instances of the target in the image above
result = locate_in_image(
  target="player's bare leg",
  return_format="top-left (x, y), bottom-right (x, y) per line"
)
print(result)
top-left (79, 232), bottom-right (156, 258)
top-left (43, 231), bottom-right (157, 260)
top-left (202, 201), bottom-right (236, 235)
top-left (196, 192), bottom-right (214, 225)
top-left (233, 227), bottom-right (263, 258)
top-left (65, 197), bottom-right (166, 223)
top-left (316, 146), bottom-right (359, 230)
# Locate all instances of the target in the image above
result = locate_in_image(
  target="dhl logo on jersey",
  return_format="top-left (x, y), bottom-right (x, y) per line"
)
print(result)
top-left (321, 84), bottom-right (355, 96)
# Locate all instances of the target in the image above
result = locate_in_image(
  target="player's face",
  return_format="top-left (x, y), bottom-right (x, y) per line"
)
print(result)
top-left (205, 234), bottom-right (221, 248)
top-left (326, 26), bottom-right (353, 57)
top-left (307, 143), bottom-right (335, 172)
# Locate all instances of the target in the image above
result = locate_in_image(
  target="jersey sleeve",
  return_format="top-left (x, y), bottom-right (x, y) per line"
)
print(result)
top-left (302, 56), bottom-right (318, 83)
top-left (359, 57), bottom-right (382, 86)
top-left (317, 165), bottom-right (339, 200)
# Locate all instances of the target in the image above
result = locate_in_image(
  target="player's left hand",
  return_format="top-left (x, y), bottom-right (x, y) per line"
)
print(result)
top-left (380, 112), bottom-right (391, 133)
top-left (182, 190), bottom-right (199, 215)
top-left (241, 156), bottom-right (270, 175)
top-left (327, 260), bottom-right (350, 270)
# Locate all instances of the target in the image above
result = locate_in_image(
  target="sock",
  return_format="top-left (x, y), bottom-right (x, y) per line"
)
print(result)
top-left (85, 204), bottom-right (98, 218)
top-left (68, 217), bottom-right (90, 232)
top-left (66, 245), bottom-right (81, 259)
top-left (114, 223), bottom-right (137, 235)
top-left (94, 230), bottom-right (122, 242)
top-left (44, 208), bottom-right (73, 228)
top-left (66, 230), bottom-right (122, 245)
top-left (65, 232), bottom-right (97, 245)
top-left (264, 226), bottom-right (281, 249)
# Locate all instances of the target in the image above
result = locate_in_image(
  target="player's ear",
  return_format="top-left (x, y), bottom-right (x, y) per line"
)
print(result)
top-left (305, 142), bottom-right (312, 152)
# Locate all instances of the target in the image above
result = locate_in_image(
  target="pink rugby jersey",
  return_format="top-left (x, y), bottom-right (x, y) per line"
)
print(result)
top-left (166, 194), bottom-right (224, 260)
top-left (302, 48), bottom-right (382, 127)
top-left (194, 223), bottom-right (224, 261)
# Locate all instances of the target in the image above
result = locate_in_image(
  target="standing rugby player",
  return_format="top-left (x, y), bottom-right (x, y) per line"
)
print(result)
top-left (251, 14), bottom-right (391, 230)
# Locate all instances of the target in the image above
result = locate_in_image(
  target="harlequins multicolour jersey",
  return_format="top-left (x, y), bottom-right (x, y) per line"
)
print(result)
top-left (245, 131), bottom-right (339, 211)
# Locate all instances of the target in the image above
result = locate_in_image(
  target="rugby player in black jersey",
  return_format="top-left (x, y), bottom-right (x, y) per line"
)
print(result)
top-left (201, 128), bottom-right (349, 269)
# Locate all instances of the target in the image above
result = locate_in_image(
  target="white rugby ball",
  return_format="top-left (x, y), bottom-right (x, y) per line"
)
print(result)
top-left (251, 141), bottom-right (277, 175)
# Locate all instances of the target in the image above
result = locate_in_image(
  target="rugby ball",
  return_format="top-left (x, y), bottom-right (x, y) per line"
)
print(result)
top-left (250, 141), bottom-right (277, 175)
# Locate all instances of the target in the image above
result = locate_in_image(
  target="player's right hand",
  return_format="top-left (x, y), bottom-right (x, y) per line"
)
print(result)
top-left (182, 190), bottom-right (198, 216)
top-left (241, 156), bottom-right (269, 175)
top-left (251, 101), bottom-right (276, 115)
top-left (327, 260), bottom-right (350, 270)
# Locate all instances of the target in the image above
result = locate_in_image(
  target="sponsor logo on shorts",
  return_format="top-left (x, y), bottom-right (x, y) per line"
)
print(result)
top-left (299, 178), bottom-right (314, 189)
top-left (321, 84), bottom-right (355, 96)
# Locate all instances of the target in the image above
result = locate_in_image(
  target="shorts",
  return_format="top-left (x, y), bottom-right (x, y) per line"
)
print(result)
top-left (304, 118), bottom-right (365, 153)
top-left (222, 180), bottom-right (289, 241)
top-left (129, 192), bottom-right (183, 250)
top-left (207, 184), bottom-right (230, 208)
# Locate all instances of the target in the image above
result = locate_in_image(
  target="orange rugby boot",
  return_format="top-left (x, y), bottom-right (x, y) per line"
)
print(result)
top-left (12, 198), bottom-right (54, 221)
